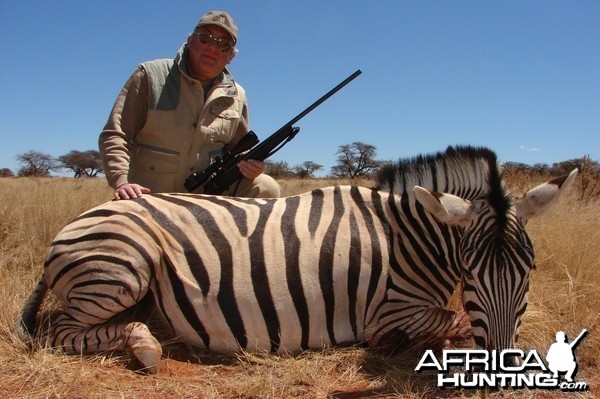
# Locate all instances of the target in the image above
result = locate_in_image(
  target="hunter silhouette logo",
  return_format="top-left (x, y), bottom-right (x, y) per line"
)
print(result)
top-left (415, 329), bottom-right (589, 391)
top-left (546, 329), bottom-right (587, 383)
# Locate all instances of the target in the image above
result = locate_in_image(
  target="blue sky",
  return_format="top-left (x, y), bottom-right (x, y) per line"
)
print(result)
top-left (1, 1), bottom-right (598, 177)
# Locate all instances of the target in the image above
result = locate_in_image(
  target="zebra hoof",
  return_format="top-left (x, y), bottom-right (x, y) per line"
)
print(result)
top-left (123, 322), bottom-right (162, 374)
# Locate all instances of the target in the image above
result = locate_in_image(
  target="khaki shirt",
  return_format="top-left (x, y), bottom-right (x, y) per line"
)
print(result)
top-left (99, 45), bottom-right (249, 193)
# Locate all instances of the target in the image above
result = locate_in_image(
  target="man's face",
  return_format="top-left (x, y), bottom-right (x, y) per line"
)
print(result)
top-left (186, 25), bottom-right (236, 81)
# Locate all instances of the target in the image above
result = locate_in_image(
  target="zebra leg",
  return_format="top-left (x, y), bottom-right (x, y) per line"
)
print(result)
top-left (45, 264), bottom-right (162, 373)
top-left (367, 307), bottom-right (471, 353)
top-left (441, 310), bottom-right (472, 346)
top-left (47, 310), bottom-right (162, 374)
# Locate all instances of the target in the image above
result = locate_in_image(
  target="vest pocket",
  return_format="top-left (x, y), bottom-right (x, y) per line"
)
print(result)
top-left (208, 106), bottom-right (240, 144)
top-left (130, 144), bottom-right (180, 192)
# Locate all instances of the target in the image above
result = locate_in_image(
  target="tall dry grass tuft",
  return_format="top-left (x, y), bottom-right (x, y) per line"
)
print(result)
top-left (0, 178), bottom-right (113, 381)
top-left (524, 197), bottom-right (600, 369)
top-left (1, 175), bottom-right (598, 398)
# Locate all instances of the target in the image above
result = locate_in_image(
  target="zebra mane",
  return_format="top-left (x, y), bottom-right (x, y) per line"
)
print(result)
top-left (375, 145), bottom-right (511, 225)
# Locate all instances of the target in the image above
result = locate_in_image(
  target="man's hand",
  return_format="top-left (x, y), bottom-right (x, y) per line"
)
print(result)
top-left (237, 159), bottom-right (265, 180)
top-left (114, 183), bottom-right (151, 200)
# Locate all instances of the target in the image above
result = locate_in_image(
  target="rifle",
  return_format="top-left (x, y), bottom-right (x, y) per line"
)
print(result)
top-left (184, 69), bottom-right (362, 194)
top-left (569, 329), bottom-right (588, 350)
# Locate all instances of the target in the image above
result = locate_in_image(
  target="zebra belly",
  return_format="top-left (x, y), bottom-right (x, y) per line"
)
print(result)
top-left (141, 188), bottom-right (391, 353)
top-left (153, 245), bottom-right (377, 353)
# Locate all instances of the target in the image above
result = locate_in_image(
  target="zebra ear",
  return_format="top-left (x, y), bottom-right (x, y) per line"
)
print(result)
top-left (515, 169), bottom-right (578, 222)
top-left (414, 186), bottom-right (476, 227)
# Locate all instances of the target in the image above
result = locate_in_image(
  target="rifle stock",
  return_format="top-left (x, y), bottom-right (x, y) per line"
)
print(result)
top-left (185, 69), bottom-right (362, 195)
top-left (202, 125), bottom-right (300, 195)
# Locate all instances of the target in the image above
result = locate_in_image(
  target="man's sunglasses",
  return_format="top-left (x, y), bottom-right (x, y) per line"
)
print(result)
top-left (194, 32), bottom-right (235, 53)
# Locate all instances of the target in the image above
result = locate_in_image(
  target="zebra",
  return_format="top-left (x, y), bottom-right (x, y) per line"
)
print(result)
top-left (16, 145), bottom-right (577, 374)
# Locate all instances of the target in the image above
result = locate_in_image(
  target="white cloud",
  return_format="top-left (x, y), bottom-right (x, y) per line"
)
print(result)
top-left (519, 146), bottom-right (541, 152)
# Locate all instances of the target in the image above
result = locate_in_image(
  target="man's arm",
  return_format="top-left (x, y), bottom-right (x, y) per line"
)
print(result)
top-left (99, 67), bottom-right (150, 198)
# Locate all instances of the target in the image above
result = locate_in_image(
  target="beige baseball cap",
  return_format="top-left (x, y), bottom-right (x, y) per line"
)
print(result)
top-left (195, 10), bottom-right (238, 43)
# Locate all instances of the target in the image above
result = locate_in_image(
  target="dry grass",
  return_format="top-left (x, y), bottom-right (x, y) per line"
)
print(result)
top-left (0, 175), bottom-right (598, 398)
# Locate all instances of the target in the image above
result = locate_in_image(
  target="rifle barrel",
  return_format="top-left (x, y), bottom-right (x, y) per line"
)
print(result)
top-left (193, 69), bottom-right (362, 195)
top-left (569, 329), bottom-right (588, 349)
top-left (287, 69), bottom-right (362, 127)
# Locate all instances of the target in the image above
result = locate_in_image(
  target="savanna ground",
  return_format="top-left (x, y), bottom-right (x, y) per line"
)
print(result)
top-left (0, 173), bottom-right (598, 398)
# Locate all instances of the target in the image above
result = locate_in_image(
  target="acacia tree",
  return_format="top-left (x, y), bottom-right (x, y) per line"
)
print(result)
top-left (16, 150), bottom-right (61, 177)
top-left (264, 160), bottom-right (292, 178)
top-left (59, 150), bottom-right (103, 177)
top-left (293, 161), bottom-right (323, 179)
top-left (0, 168), bottom-right (14, 177)
top-left (330, 142), bottom-right (381, 178)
